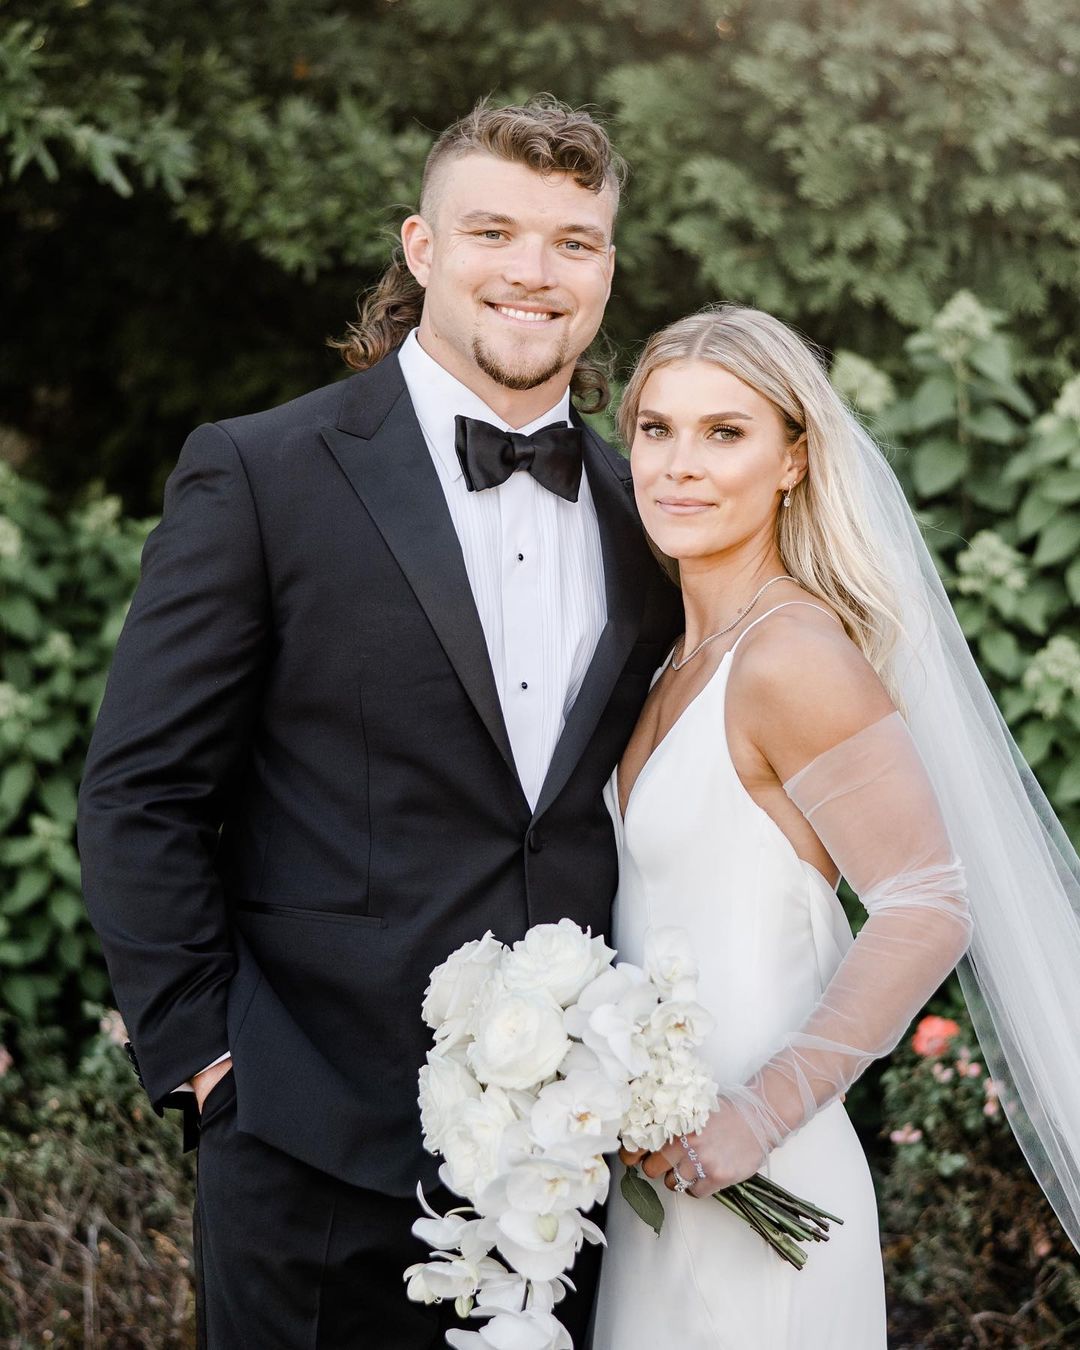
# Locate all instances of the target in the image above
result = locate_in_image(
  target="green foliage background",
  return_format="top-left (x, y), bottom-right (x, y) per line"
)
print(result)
top-left (3, 3), bottom-right (1080, 1343)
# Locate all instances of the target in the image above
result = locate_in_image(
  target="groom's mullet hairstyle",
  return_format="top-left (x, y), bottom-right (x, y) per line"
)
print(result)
top-left (618, 305), bottom-right (909, 706)
top-left (330, 95), bottom-right (626, 412)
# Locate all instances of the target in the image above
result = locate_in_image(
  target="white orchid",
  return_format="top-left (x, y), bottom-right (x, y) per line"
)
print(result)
top-left (494, 1207), bottom-right (604, 1284)
top-left (445, 1309), bottom-right (573, 1350)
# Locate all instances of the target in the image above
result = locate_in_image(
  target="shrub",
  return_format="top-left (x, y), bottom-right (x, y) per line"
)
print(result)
top-left (879, 1001), bottom-right (1080, 1347)
top-left (0, 1016), bottom-right (195, 1347)
top-left (0, 465), bottom-right (151, 1034)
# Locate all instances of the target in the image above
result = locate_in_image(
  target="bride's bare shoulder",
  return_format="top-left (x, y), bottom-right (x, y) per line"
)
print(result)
top-left (727, 597), bottom-right (896, 781)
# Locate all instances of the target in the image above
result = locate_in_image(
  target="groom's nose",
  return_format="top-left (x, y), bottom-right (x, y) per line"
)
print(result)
top-left (501, 236), bottom-right (559, 292)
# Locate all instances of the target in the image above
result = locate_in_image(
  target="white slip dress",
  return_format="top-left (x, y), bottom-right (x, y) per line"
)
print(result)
top-left (591, 603), bottom-right (888, 1349)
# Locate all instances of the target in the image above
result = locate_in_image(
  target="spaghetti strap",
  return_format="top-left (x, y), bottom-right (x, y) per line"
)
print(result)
top-left (727, 600), bottom-right (839, 660)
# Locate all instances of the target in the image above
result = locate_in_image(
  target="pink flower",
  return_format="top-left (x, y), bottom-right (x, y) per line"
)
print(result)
top-left (912, 1016), bottom-right (960, 1058)
top-left (931, 1062), bottom-right (954, 1084)
top-left (889, 1122), bottom-right (924, 1145)
top-left (0, 1045), bottom-right (12, 1077)
top-left (966, 1061), bottom-right (983, 1078)
top-left (983, 1099), bottom-right (999, 1117)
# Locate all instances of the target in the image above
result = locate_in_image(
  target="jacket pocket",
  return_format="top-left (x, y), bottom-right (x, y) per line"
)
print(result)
top-left (233, 901), bottom-right (385, 928)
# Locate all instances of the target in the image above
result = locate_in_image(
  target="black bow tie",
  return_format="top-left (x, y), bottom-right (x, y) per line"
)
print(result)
top-left (454, 415), bottom-right (584, 502)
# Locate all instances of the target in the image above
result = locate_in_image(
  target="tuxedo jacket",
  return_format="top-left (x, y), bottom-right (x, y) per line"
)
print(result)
top-left (77, 351), bottom-right (682, 1197)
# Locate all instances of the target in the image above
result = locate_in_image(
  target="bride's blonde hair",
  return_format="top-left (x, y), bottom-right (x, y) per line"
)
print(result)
top-left (618, 304), bottom-right (906, 694)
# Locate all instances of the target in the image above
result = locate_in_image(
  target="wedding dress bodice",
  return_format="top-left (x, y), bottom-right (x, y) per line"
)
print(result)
top-left (593, 604), bottom-right (888, 1349)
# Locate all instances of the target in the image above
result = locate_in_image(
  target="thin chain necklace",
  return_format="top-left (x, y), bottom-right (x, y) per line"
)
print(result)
top-left (670, 575), bottom-right (796, 671)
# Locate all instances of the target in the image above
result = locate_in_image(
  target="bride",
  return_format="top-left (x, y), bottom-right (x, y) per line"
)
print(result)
top-left (590, 305), bottom-right (1080, 1348)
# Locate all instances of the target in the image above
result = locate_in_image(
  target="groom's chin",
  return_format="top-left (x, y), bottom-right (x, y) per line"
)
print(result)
top-left (471, 338), bottom-right (570, 393)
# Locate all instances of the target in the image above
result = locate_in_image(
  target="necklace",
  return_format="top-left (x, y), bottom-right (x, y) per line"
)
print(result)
top-left (670, 575), bottom-right (796, 671)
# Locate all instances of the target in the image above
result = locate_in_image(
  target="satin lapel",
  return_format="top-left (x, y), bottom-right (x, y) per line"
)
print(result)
top-left (532, 424), bottom-right (646, 822)
top-left (320, 361), bottom-right (522, 795)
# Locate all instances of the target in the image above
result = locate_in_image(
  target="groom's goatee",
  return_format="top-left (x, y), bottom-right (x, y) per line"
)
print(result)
top-left (472, 338), bottom-right (571, 392)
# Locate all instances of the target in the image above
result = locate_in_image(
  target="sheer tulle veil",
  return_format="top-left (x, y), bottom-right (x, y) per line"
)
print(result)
top-left (848, 412), bottom-right (1080, 1251)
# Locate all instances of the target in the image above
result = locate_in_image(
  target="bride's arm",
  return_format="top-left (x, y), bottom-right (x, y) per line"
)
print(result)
top-left (643, 619), bottom-right (973, 1194)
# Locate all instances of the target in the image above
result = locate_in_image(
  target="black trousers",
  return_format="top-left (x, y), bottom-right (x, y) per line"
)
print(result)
top-left (192, 1072), bottom-right (600, 1349)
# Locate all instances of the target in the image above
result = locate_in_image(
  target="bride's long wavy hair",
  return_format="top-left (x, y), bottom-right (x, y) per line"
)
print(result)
top-left (617, 305), bottom-right (907, 695)
top-left (330, 96), bottom-right (626, 412)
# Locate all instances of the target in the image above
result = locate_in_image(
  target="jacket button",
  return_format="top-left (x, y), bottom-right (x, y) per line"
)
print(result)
top-left (527, 829), bottom-right (543, 853)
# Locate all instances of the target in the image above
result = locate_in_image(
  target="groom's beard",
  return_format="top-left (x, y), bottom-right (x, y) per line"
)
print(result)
top-left (471, 334), bottom-right (573, 392)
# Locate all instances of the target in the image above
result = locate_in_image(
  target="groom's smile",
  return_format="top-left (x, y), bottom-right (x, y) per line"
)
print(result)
top-left (401, 153), bottom-right (616, 426)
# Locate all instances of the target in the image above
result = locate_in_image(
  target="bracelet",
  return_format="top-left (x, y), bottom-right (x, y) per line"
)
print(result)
top-left (679, 1133), bottom-right (707, 1182)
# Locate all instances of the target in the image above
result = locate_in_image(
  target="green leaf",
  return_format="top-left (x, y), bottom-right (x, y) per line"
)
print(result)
top-left (967, 335), bottom-right (1012, 386)
top-left (1016, 489), bottom-right (1057, 542)
top-left (907, 375), bottom-right (957, 432)
top-left (2, 974), bottom-right (38, 1019)
top-left (1055, 760), bottom-right (1080, 807)
top-left (1033, 514), bottom-right (1080, 568)
top-left (1040, 470), bottom-right (1080, 504)
top-left (965, 405), bottom-right (1019, 444)
top-left (1065, 557), bottom-right (1080, 605)
top-left (1017, 719), bottom-right (1055, 768)
top-left (1, 867), bottom-right (49, 916)
top-left (0, 594), bottom-right (42, 641)
top-left (913, 439), bottom-right (968, 497)
top-left (39, 776), bottom-right (77, 824)
top-left (0, 761), bottom-right (34, 818)
top-left (48, 891), bottom-right (83, 932)
top-left (621, 1165), bottom-right (665, 1237)
top-left (978, 629), bottom-right (1022, 678)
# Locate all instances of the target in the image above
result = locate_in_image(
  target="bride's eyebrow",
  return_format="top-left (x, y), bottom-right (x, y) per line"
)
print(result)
top-left (636, 409), bottom-right (755, 422)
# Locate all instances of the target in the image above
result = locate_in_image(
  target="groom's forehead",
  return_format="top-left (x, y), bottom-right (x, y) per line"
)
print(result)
top-left (424, 152), bottom-right (616, 239)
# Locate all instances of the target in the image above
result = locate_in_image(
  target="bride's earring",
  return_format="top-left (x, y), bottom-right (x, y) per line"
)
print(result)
top-left (782, 484), bottom-right (792, 508)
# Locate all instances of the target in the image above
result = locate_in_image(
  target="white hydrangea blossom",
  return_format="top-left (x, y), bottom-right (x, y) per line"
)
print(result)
top-left (955, 530), bottom-right (1028, 596)
top-left (1022, 635), bottom-right (1080, 718)
top-left (931, 290), bottom-right (999, 362)
top-left (0, 681), bottom-right (32, 723)
top-left (78, 495), bottom-right (123, 536)
top-left (830, 351), bottom-right (896, 415)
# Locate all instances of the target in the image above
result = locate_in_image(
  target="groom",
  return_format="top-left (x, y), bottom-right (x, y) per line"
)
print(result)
top-left (78, 96), bottom-right (680, 1348)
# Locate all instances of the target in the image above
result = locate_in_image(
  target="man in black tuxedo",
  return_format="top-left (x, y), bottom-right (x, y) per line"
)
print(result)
top-left (78, 96), bottom-right (680, 1348)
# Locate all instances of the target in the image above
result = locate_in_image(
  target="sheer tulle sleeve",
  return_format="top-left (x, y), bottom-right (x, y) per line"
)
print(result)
top-left (717, 710), bottom-right (973, 1158)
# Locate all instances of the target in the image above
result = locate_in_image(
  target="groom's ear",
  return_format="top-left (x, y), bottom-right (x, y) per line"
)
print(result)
top-left (400, 214), bottom-right (433, 288)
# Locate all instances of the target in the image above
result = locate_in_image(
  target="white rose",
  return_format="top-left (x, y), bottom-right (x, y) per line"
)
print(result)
top-left (440, 1087), bottom-right (518, 1200)
top-left (643, 926), bottom-right (699, 996)
top-left (423, 932), bottom-right (506, 1032)
top-left (501, 920), bottom-right (614, 1007)
top-left (419, 1052), bottom-right (482, 1155)
top-left (467, 991), bottom-right (570, 1091)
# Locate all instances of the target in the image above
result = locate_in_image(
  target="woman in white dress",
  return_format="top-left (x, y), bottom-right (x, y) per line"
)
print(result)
top-left (590, 306), bottom-right (1080, 1348)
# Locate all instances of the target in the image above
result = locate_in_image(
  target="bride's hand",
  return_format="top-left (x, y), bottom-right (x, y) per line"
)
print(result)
top-left (639, 1100), bottom-right (768, 1198)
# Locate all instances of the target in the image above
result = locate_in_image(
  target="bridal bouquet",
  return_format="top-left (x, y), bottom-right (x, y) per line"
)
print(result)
top-left (405, 921), bottom-right (840, 1348)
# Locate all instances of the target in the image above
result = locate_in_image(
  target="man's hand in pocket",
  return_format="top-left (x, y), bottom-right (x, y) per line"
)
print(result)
top-left (192, 1057), bottom-right (233, 1113)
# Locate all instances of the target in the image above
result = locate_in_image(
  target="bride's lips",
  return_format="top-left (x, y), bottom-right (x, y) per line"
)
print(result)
top-left (656, 498), bottom-right (714, 515)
